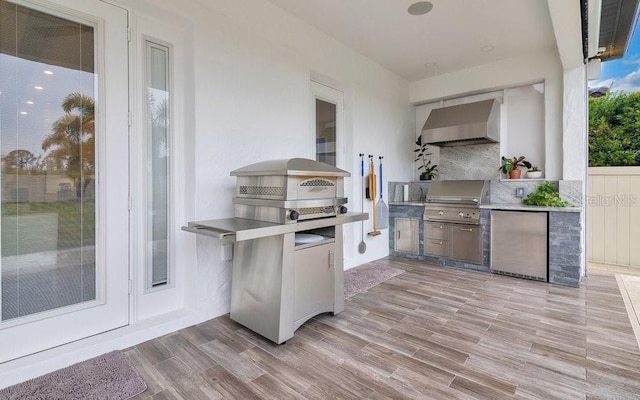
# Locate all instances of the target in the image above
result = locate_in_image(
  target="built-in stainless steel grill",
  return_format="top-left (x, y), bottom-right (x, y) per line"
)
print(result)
top-left (424, 180), bottom-right (489, 225)
top-left (182, 158), bottom-right (366, 344)
top-left (423, 180), bottom-right (489, 264)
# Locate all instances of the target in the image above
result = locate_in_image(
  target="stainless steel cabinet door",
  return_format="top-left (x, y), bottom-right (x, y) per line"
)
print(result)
top-left (490, 211), bottom-right (547, 280)
top-left (294, 242), bottom-right (335, 321)
top-left (450, 224), bottom-right (483, 263)
top-left (395, 218), bottom-right (419, 254)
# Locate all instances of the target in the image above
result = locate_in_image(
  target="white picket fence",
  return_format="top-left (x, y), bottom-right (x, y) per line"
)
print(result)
top-left (587, 167), bottom-right (640, 269)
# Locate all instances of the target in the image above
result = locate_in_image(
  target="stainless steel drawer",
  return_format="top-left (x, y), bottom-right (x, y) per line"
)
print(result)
top-left (425, 239), bottom-right (450, 257)
top-left (425, 222), bottom-right (449, 240)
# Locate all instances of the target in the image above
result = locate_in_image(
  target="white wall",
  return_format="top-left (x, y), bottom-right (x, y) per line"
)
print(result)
top-left (414, 84), bottom-right (546, 181)
top-left (0, 0), bottom-right (413, 387)
top-left (563, 67), bottom-right (588, 180)
top-left (504, 84), bottom-right (546, 172)
top-left (410, 51), bottom-right (564, 180)
top-left (563, 66), bottom-right (588, 277)
top-left (123, 0), bottom-right (413, 321)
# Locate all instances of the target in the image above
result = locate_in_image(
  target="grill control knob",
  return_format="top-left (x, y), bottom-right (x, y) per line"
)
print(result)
top-left (289, 210), bottom-right (300, 220)
top-left (339, 205), bottom-right (348, 214)
top-left (458, 212), bottom-right (464, 217)
top-left (438, 210), bottom-right (444, 216)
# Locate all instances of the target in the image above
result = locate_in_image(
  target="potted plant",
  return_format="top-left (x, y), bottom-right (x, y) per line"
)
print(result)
top-left (421, 160), bottom-right (438, 180)
top-left (414, 136), bottom-right (438, 180)
top-left (499, 156), bottom-right (531, 179)
top-left (527, 165), bottom-right (543, 179)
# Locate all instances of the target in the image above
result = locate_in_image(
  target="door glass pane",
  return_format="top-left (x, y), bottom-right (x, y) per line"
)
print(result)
top-left (0, 1), bottom-right (96, 321)
top-left (146, 41), bottom-right (169, 288)
top-left (315, 99), bottom-right (336, 166)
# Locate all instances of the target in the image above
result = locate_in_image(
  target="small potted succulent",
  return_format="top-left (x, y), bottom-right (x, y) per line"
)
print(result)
top-left (499, 156), bottom-right (531, 179)
top-left (414, 136), bottom-right (438, 180)
top-left (527, 165), bottom-right (543, 179)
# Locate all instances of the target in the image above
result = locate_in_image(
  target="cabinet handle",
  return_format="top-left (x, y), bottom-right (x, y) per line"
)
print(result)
top-left (461, 228), bottom-right (473, 232)
top-left (328, 250), bottom-right (334, 269)
top-left (397, 230), bottom-right (401, 239)
top-left (433, 241), bottom-right (443, 245)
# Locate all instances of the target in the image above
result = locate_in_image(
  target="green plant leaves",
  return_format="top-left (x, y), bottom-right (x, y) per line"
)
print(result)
top-left (522, 182), bottom-right (570, 207)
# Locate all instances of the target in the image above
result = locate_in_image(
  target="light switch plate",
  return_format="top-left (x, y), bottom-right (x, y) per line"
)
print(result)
top-left (515, 187), bottom-right (525, 198)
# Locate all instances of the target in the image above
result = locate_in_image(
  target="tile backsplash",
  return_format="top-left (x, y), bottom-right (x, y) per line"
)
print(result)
top-left (490, 180), bottom-right (584, 205)
top-left (388, 181), bottom-right (430, 202)
top-left (559, 180), bottom-right (584, 206)
top-left (490, 180), bottom-right (546, 204)
top-left (389, 179), bottom-right (584, 206)
top-left (439, 143), bottom-right (500, 180)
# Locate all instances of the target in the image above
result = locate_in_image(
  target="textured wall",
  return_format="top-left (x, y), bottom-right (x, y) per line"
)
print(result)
top-left (439, 143), bottom-right (500, 180)
top-left (549, 211), bottom-right (582, 287)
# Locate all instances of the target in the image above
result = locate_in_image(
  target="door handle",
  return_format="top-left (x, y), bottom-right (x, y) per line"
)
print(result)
top-left (328, 250), bottom-right (334, 269)
top-left (397, 230), bottom-right (401, 239)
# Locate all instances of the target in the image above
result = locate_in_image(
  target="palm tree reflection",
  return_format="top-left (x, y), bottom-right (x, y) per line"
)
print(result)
top-left (42, 92), bottom-right (95, 198)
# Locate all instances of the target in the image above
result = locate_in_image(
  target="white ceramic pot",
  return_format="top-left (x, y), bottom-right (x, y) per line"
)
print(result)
top-left (527, 171), bottom-right (543, 179)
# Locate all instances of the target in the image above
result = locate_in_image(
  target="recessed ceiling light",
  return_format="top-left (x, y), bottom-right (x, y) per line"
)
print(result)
top-left (20, 111), bottom-right (27, 115)
top-left (480, 45), bottom-right (495, 52)
top-left (34, 86), bottom-right (43, 90)
top-left (408, 1), bottom-right (433, 16)
top-left (424, 62), bottom-right (438, 68)
top-left (43, 70), bottom-right (53, 75)
top-left (25, 100), bottom-right (34, 105)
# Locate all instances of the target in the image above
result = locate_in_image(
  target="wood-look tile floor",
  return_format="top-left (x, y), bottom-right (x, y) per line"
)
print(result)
top-left (125, 257), bottom-right (640, 399)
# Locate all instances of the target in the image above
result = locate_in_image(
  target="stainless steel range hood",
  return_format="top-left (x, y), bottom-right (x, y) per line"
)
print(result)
top-left (421, 99), bottom-right (500, 146)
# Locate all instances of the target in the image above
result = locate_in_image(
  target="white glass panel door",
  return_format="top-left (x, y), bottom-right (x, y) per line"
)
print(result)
top-left (311, 81), bottom-right (343, 168)
top-left (0, 0), bottom-right (129, 362)
top-left (315, 99), bottom-right (337, 165)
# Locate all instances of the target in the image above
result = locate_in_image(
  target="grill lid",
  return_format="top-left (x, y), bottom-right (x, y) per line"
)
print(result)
top-left (426, 180), bottom-right (489, 204)
top-left (230, 158), bottom-right (350, 177)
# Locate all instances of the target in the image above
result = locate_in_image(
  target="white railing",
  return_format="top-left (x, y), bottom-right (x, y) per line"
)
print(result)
top-left (587, 167), bottom-right (640, 269)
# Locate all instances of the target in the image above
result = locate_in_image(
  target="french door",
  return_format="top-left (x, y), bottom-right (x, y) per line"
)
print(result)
top-left (0, 0), bottom-right (129, 362)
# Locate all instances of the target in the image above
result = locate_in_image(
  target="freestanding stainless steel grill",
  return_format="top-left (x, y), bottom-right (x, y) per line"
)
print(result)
top-left (231, 158), bottom-right (349, 224)
top-left (182, 158), bottom-right (367, 344)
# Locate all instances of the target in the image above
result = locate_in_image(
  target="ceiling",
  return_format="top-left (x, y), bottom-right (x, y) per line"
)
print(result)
top-left (598, 0), bottom-right (640, 60)
top-left (268, 0), bottom-right (559, 81)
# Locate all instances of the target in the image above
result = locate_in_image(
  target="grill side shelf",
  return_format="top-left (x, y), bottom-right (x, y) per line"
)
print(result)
top-left (181, 225), bottom-right (237, 241)
top-left (182, 213), bottom-right (368, 242)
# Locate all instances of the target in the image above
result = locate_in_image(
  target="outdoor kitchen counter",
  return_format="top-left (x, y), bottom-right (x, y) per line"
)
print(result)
top-left (479, 203), bottom-right (582, 213)
top-left (389, 202), bottom-right (583, 287)
top-left (389, 202), bottom-right (583, 213)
